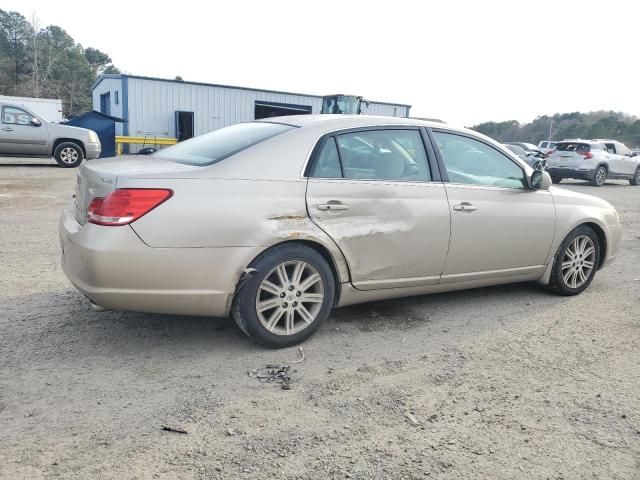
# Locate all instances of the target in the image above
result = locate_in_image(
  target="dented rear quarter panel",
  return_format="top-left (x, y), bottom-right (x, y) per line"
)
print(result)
top-left (125, 177), bottom-right (351, 283)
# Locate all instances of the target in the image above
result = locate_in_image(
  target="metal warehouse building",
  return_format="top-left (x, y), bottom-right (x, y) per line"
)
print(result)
top-left (91, 74), bottom-right (411, 144)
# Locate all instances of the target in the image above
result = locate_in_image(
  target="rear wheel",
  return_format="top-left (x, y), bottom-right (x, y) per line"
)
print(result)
top-left (54, 142), bottom-right (84, 168)
top-left (547, 226), bottom-right (600, 296)
top-left (590, 165), bottom-right (607, 186)
top-left (232, 244), bottom-right (335, 348)
top-left (630, 167), bottom-right (640, 186)
top-left (550, 176), bottom-right (562, 184)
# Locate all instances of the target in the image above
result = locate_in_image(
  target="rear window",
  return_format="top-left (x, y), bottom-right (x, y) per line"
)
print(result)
top-left (154, 122), bottom-right (295, 166)
top-left (555, 142), bottom-right (591, 153)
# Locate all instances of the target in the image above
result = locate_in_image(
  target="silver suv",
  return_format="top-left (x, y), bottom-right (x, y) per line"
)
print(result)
top-left (0, 102), bottom-right (101, 167)
top-left (546, 139), bottom-right (640, 186)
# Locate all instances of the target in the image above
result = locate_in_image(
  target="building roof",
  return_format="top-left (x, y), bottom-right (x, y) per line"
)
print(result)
top-left (68, 110), bottom-right (126, 122)
top-left (91, 74), bottom-right (412, 109)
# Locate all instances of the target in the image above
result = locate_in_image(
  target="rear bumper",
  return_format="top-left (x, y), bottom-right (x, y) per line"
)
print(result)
top-left (546, 166), bottom-right (595, 180)
top-left (59, 202), bottom-right (259, 317)
top-left (85, 142), bottom-right (101, 160)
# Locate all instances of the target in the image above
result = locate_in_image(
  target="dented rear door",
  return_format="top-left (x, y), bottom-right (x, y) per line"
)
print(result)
top-left (305, 128), bottom-right (451, 291)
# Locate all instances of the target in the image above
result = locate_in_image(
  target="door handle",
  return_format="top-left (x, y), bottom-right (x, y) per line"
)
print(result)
top-left (1, 127), bottom-right (13, 132)
top-left (317, 202), bottom-right (350, 211)
top-left (452, 202), bottom-right (478, 212)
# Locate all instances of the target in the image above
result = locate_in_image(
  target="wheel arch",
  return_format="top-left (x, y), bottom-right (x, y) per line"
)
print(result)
top-left (232, 239), bottom-right (348, 310)
top-left (581, 221), bottom-right (607, 269)
top-left (52, 138), bottom-right (86, 157)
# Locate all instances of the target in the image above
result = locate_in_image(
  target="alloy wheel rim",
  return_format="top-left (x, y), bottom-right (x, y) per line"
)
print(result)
top-left (60, 147), bottom-right (78, 164)
top-left (255, 260), bottom-right (324, 336)
top-left (596, 168), bottom-right (606, 185)
top-left (561, 235), bottom-right (596, 289)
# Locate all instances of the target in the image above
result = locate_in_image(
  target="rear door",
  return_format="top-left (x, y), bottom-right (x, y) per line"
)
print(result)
top-left (305, 127), bottom-right (451, 290)
top-left (430, 129), bottom-right (555, 281)
top-left (0, 104), bottom-right (49, 155)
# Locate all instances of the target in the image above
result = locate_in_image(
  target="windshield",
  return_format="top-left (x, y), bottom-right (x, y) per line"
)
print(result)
top-left (154, 122), bottom-right (295, 165)
top-left (322, 96), bottom-right (360, 114)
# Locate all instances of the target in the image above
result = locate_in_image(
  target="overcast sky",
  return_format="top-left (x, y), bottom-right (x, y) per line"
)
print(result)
top-left (4, 0), bottom-right (639, 125)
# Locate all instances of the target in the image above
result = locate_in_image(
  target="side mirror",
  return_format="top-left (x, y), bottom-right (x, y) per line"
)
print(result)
top-left (530, 170), bottom-right (552, 190)
top-left (30, 118), bottom-right (41, 127)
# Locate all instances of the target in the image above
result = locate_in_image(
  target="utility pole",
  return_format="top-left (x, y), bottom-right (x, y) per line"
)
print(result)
top-left (548, 119), bottom-right (553, 143)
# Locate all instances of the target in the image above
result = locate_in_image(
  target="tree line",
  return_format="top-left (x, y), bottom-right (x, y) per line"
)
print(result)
top-left (471, 111), bottom-right (640, 148)
top-left (0, 9), bottom-right (119, 117)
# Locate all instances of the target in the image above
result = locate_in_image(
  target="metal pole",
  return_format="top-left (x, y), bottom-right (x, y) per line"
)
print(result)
top-left (548, 120), bottom-right (553, 143)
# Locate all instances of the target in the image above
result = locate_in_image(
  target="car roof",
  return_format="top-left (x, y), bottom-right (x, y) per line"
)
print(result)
top-left (257, 114), bottom-right (445, 130)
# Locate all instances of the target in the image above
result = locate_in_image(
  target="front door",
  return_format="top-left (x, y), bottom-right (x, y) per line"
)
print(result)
top-left (0, 105), bottom-right (49, 155)
top-left (431, 130), bottom-right (556, 281)
top-left (305, 128), bottom-right (451, 290)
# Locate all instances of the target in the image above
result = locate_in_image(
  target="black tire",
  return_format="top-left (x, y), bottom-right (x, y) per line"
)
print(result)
top-left (589, 165), bottom-right (607, 186)
top-left (54, 142), bottom-right (84, 168)
top-left (231, 243), bottom-right (336, 348)
top-left (630, 168), bottom-right (640, 186)
top-left (550, 176), bottom-right (562, 184)
top-left (547, 226), bottom-right (601, 296)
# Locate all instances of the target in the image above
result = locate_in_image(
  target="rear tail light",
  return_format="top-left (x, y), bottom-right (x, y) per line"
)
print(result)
top-left (88, 188), bottom-right (173, 226)
top-left (581, 152), bottom-right (593, 160)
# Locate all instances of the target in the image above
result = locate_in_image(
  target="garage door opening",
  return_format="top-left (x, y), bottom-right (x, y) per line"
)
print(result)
top-left (254, 101), bottom-right (312, 119)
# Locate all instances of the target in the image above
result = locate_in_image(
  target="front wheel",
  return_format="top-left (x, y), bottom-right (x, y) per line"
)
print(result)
top-left (590, 166), bottom-right (607, 186)
top-left (547, 226), bottom-right (600, 296)
top-left (232, 244), bottom-right (336, 348)
top-left (630, 168), bottom-right (640, 186)
top-left (54, 142), bottom-right (84, 168)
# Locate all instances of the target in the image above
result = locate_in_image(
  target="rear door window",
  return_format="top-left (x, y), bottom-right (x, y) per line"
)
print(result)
top-left (335, 130), bottom-right (431, 181)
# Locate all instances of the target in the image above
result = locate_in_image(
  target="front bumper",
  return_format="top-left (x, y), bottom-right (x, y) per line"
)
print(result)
top-left (546, 166), bottom-right (595, 180)
top-left (59, 202), bottom-right (258, 317)
top-left (85, 142), bottom-right (101, 160)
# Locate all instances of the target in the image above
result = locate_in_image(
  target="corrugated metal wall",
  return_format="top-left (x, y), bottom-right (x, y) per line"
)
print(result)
top-left (91, 77), bottom-right (125, 135)
top-left (127, 78), bottom-right (321, 137)
top-left (124, 77), bottom-right (409, 138)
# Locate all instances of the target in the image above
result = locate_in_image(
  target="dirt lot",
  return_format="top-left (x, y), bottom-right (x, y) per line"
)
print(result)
top-left (1, 157), bottom-right (639, 479)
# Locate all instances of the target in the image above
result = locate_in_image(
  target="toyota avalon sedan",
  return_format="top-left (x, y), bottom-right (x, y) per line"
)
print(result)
top-left (60, 115), bottom-right (622, 347)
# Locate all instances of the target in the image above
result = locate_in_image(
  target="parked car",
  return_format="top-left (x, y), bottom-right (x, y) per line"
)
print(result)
top-left (503, 143), bottom-right (545, 169)
top-left (504, 141), bottom-right (545, 158)
top-left (631, 149), bottom-right (640, 157)
top-left (546, 139), bottom-right (640, 186)
top-left (60, 115), bottom-right (622, 347)
top-left (0, 101), bottom-right (100, 167)
top-left (538, 140), bottom-right (557, 154)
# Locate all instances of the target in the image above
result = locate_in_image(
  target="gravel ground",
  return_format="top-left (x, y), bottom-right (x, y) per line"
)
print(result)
top-left (1, 157), bottom-right (639, 479)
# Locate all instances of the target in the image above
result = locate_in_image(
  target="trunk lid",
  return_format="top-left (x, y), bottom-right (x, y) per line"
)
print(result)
top-left (74, 155), bottom-right (198, 224)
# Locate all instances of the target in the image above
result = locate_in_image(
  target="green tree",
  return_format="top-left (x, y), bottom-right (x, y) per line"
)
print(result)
top-left (0, 9), bottom-right (119, 117)
top-left (0, 10), bottom-right (32, 94)
top-left (471, 111), bottom-right (640, 146)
